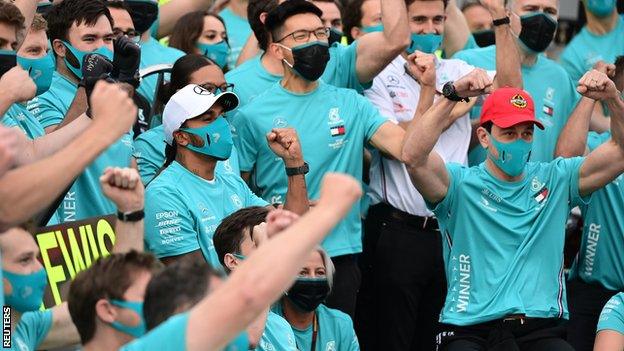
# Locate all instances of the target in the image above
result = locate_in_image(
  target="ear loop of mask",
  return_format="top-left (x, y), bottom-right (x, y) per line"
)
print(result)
top-left (276, 43), bottom-right (295, 69)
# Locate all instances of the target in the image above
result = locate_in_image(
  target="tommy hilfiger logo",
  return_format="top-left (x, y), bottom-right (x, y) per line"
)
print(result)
top-left (543, 105), bottom-right (554, 116)
top-left (534, 186), bottom-right (549, 203)
top-left (330, 125), bottom-right (346, 137)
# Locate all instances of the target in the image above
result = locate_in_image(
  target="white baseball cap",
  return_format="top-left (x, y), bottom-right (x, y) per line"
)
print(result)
top-left (163, 84), bottom-right (239, 145)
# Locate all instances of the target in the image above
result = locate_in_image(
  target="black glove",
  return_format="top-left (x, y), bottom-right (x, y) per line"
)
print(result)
top-left (78, 53), bottom-right (113, 118)
top-left (111, 36), bottom-right (141, 88)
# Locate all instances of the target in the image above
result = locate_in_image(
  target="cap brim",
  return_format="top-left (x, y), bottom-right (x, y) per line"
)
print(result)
top-left (490, 114), bottom-right (544, 130)
top-left (187, 91), bottom-right (240, 119)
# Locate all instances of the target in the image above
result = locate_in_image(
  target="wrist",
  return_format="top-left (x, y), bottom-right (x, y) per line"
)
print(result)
top-left (117, 208), bottom-right (144, 222)
top-left (117, 202), bottom-right (143, 213)
top-left (284, 158), bottom-right (305, 168)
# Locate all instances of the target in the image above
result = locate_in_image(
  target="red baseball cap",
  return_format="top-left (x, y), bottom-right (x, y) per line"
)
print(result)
top-left (479, 87), bottom-right (544, 130)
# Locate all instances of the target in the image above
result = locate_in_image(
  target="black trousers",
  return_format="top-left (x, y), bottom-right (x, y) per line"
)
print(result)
top-left (355, 203), bottom-right (446, 351)
top-left (437, 318), bottom-right (573, 351)
top-left (566, 278), bottom-right (620, 351)
top-left (325, 253), bottom-right (361, 319)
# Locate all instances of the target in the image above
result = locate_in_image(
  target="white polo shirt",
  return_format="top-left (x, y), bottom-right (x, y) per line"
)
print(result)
top-left (365, 55), bottom-right (484, 217)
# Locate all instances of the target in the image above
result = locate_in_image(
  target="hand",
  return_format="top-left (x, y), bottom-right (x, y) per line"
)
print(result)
top-left (593, 61), bottom-right (616, 78)
top-left (112, 36), bottom-right (141, 88)
top-left (265, 209), bottom-right (300, 238)
top-left (90, 80), bottom-right (137, 141)
top-left (405, 51), bottom-right (436, 87)
top-left (317, 173), bottom-right (362, 210)
top-left (577, 69), bottom-right (619, 101)
top-left (266, 128), bottom-right (304, 167)
top-left (80, 53), bottom-right (114, 100)
top-left (0, 66), bottom-right (36, 103)
top-left (453, 68), bottom-right (493, 98)
top-left (100, 167), bottom-right (144, 213)
top-left (251, 222), bottom-right (268, 247)
top-left (479, 0), bottom-right (506, 17)
top-left (0, 126), bottom-right (18, 177)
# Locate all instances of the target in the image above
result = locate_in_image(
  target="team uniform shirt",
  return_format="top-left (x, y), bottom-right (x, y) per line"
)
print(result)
top-left (453, 45), bottom-right (579, 165)
top-left (2, 104), bottom-right (45, 139)
top-left (225, 42), bottom-right (367, 109)
top-left (256, 312), bottom-right (297, 351)
top-left (560, 15), bottom-right (624, 84)
top-left (133, 125), bottom-right (241, 184)
top-left (9, 310), bottom-right (53, 351)
top-left (137, 37), bottom-right (185, 105)
top-left (232, 81), bottom-right (388, 257)
top-left (27, 72), bottom-right (134, 222)
top-left (121, 312), bottom-right (189, 351)
top-left (219, 8), bottom-right (252, 69)
top-left (569, 132), bottom-right (624, 291)
top-left (429, 157), bottom-right (588, 326)
top-left (364, 55), bottom-right (481, 216)
top-left (597, 292), bottom-right (624, 334)
top-left (144, 161), bottom-right (268, 267)
top-left (272, 303), bottom-right (359, 351)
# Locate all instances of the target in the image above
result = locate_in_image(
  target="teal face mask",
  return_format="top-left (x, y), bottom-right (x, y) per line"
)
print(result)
top-left (585, 0), bottom-right (616, 17)
top-left (197, 41), bottom-right (229, 69)
top-left (487, 133), bottom-right (532, 177)
top-left (361, 24), bottom-right (384, 33)
top-left (61, 41), bottom-right (113, 80)
top-left (222, 331), bottom-right (248, 351)
top-left (3, 268), bottom-right (48, 313)
top-left (407, 33), bottom-right (443, 54)
top-left (109, 299), bottom-right (146, 338)
top-left (17, 51), bottom-right (55, 96)
top-left (180, 117), bottom-right (233, 160)
top-left (232, 253), bottom-right (246, 260)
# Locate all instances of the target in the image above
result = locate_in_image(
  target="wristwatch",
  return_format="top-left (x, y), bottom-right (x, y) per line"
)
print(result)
top-left (117, 209), bottom-right (145, 222)
top-left (285, 162), bottom-right (309, 176)
top-left (492, 17), bottom-right (510, 26)
top-left (442, 81), bottom-right (469, 102)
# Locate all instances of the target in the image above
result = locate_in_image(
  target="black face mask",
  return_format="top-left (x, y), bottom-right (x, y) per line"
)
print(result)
top-left (286, 278), bottom-right (330, 312)
top-left (473, 29), bottom-right (495, 48)
top-left (283, 41), bottom-right (330, 82)
top-left (328, 28), bottom-right (343, 46)
top-left (125, 0), bottom-right (159, 34)
top-left (36, 2), bottom-right (53, 16)
top-left (518, 13), bottom-right (557, 53)
top-left (0, 51), bottom-right (16, 78)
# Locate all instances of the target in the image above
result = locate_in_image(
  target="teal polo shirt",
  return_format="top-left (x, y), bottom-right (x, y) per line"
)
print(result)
top-left (10, 310), bottom-right (53, 351)
top-left (569, 132), bottom-right (624, 291)
top-left (144, 161), bottom-right (268, 267)
top-left (453, 45), bottom-right (580, 165)
top-left (256, 312), bottom-right (297, 351)
top-left (597, 292), bottom-right (624, 334)
top-left (219, 8), bottom-right (252, 69)
top-left (429, 157), bottom-right (588, 326)
top-left (231, 81), bottom-right (388, 257)
top-left (2, 104), bottom-right (45, 139)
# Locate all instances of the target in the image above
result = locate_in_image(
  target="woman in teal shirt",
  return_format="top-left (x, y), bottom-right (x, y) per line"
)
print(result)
top-left (273, 248), bottom-right (360, 351)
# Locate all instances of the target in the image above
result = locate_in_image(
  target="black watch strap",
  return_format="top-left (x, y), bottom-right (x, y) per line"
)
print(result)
top-left (442, 81), bottom-right (470, 103)
top-left (492, 17), bottom-right (510, 26)
top-left (285, 162), bottom-right (309, 176)
top-left (117, 209), bottom-right (145, 222)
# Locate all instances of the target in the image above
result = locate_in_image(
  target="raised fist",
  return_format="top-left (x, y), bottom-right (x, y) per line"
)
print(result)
top-left (112, 36), bottom-right (141, 88)
top-left (454, 68), bottom-right (493, 98)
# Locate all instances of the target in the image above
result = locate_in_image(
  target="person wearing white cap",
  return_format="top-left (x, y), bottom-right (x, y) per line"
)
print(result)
top-left (144, 84), bottom-right (309, 268)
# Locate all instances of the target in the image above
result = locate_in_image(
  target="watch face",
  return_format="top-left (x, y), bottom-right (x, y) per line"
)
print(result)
top-left (443, 82), bottom-right (453, 95)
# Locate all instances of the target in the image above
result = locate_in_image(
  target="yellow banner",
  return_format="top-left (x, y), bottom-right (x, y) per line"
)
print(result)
top-left (35, 216), bottom-right (116, 308)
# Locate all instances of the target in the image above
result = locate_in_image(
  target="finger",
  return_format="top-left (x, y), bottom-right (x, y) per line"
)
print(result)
top-left (113, 168), bottom-right (124, 187)
top-left (577, 85), bottom-right (588, 94)
top-left (120, 168), bottom-right (130, 188)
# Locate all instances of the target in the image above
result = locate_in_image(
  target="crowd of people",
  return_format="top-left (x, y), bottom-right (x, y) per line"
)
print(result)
top-left (0, 0), bottom-right (623, 350)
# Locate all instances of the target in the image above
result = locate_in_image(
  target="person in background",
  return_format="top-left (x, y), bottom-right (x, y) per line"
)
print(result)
top-left (454, 0), bottom-right (583, 166)
top-left (342, 0), bottom-right (382, 44)
top-left (226, 0), bottom-right (409, 108)
top-left (144, 83), bottom-right (308, 267)
top-left (124, 174), bottom-right (362, 351)
top-left (461, 1), bottom-right (494, 47)
top-left (594, 292), bottom-right (624, 351)
top-left (213, 206), bottom-right (298, 350)
top-left (2, 166), bottom-right (144, 351)
top-left (272, 248), bottom-right (359, 351)
top-left (560, 0), bottom-right (623, 84)
top-left (312, 0), bottom-right (344, 45)
top-left (555, 59), bottom-right (624, 351)
top-left (219, 0), bottom-right (252, 68)
top-left (134, 54), bottom-right (239, 185)
top-left (169, 12), bottom-right (230, 69)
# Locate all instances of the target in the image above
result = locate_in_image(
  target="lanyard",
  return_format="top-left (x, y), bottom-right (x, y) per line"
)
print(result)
top-left (310, 313), bottom-right (318, 351)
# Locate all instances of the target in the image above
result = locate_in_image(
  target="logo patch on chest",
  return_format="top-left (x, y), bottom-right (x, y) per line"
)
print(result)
top-left (533, 186), bottom-right (549, 204)
top-left (330, 125), bottom-right (346, 137)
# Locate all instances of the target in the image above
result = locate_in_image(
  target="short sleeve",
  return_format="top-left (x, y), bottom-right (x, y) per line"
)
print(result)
top-left (597, 293), bottom-right (624, 334)
top-left (134, 133), bottom-right (165, 185)
top-left (363, 76), bottom-right (397, 123)
top-left (16, 310), bottom-right (53, 349)
top-left (329, 42), bottom-right (369, 92)
top-left (231, 111), bottom-right (259, 172)
top-left (342, 318), bottom-right (360, 351)
top-left (240, 178), bottom-right (269, 207)
top-left (426, 162), bottom-right (467, 217)
top-left (358, 96), bottom-right (390, 142)
top-left (121, 312), bottom-right (189, 351)
top-left (27, 95), bottom-right (64, 128)
top-left (144, 187), bottom-right (201, 258)
top-left (587, 132), bottom-right (611, 152)
top-left (559, 48), bottom-right (584, 84)
top-left (556, 156), bottom-right (589, 208)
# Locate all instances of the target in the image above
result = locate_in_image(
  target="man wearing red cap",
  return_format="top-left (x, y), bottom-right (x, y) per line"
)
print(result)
top-left (401, 67), bottom-right (624, 350)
